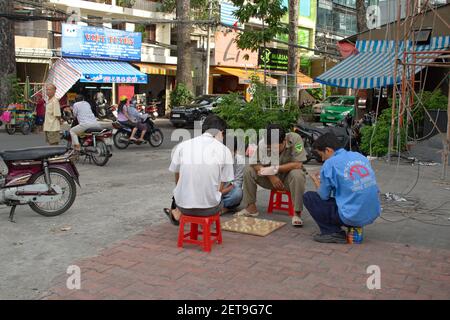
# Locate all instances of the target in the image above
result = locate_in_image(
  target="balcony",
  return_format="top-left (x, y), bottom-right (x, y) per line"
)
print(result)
top-left (141, 43), bottom-right (177, 64)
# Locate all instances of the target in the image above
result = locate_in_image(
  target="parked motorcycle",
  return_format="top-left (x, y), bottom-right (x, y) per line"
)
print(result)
top-left (293, 114), bottom-right (362, 163)
top-left (0, 146), bottom-right (79, 222)
top-left (113, 106), bottom-right (164, 149)
top-left (96, 102), bottom-right (117, 122)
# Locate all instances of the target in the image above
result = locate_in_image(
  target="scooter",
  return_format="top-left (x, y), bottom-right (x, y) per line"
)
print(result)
top-left (113, 108), bottom-right (164, 149)
top-left (0, 146), bottom-right (79, 222)
top-left (293, 114), bottom-right (362, 163)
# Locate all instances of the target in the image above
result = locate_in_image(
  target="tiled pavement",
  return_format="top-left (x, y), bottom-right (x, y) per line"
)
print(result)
top-left (40, 219), bottom-right (450, 300)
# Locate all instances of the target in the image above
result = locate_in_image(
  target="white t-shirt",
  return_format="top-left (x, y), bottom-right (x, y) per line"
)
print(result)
top-left (169, 133), bottom-right (235, 209)
top-left (73, 101), bottom-right (97, 125)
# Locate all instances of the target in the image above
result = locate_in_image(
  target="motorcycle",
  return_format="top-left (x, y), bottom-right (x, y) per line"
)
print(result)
top-left (96, 101), bottom-right (117, 122)
top-left (293, 114), bottom-right (362, 163)
top-left (113, 106), bottom-right (164, 149)
top-left (61, 127), bottom-right (113, 167)
top-left (61, 111), bottom-right (113, 166)
top-left (0, 146), bottom-right (79, 222)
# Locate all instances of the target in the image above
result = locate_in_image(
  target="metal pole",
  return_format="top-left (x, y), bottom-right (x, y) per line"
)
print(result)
top-left (204, 0), bottom-right (212, 95)
top-left (442, 80), bottom-right (450, 180)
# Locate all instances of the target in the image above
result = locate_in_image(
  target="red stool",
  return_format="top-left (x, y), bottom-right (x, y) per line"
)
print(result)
top-left (267, 190), bottom-right (295, 217)
top-left (177, 213), bottom-right (222, 252)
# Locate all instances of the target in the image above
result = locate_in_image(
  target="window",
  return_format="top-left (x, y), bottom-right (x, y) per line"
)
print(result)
top-left (300, 0), bottom-right (311, 17)
top-left (145, 24), bottom-right (156, 42)
top-left (413, 29), bottom-right (432, 44)
top-left (112, 22), bottom-right (126, 30)
top-left (298, 28), bottom-right (311, 47)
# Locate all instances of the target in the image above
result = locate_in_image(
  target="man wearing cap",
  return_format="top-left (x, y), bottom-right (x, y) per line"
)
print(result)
top-left (236, 124), bottom-right (308, 227)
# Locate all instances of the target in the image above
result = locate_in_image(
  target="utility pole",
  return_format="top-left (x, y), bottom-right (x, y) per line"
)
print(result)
top-left (204, 0), bottom-right (212, 95)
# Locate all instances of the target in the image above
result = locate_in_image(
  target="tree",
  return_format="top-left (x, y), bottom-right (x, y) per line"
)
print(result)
top-left (161, 0), bottom-right (220, 94)
top-left (175, 0), bottom-right (193, 92)
top-left (0, 0), bottom-right (17, 105)
top-left (231, 0), bottom-right (287, 52)
top-left (287, 0), bottom-right (299, 106)
top-left (356, 0), bottom-right (368, 33)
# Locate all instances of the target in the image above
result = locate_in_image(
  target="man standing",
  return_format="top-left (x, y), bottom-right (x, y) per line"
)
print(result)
top-left (43, 84), bottom-right (61, 145)
top-left (236, 124), bottom-right (307, 227)
top-left (164, 115), bottom-right (234, 225)
top-left (305, 133), bottom-right (381, 243)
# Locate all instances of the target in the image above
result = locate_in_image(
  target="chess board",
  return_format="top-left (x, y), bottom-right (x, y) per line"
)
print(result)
top-left (222, 217), bottom-right (286, 237)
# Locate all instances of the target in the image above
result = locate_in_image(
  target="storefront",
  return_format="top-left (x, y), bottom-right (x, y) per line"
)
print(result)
top-left (133, 63), bottom-right (177, 116)
top-left (46, 24), bottom-right (147, 106)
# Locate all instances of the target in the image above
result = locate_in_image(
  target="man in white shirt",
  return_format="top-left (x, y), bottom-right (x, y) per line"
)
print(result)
top-left (69, 94), bottom-right (101, 151)
top-left (165, 115), bottom-right (234, 225)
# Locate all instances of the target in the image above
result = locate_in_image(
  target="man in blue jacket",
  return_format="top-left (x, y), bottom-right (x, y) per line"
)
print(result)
top-left (304, 133), bottom-right (381, 243)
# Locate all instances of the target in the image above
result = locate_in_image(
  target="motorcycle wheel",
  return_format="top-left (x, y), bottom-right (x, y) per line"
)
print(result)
top-left (28, 168), bottom-right (77, 217)
top-left (91, 140), bottom-right (110, 166)
top-left (21, 122), bottom-right (32, 135)
top-left (113, 131), bottom-right (130, 149)
top-left (148, 128), bottom-right (164, 147)
top-left (6, 124), bottom-right (16, 135)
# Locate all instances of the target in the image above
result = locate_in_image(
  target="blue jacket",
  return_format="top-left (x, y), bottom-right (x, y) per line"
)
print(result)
top-left (318, 149), bottom-right (381, 227)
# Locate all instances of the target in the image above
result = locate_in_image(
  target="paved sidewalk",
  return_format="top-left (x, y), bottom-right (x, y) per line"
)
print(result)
top-left (40, 218), bottom-right (450, 300)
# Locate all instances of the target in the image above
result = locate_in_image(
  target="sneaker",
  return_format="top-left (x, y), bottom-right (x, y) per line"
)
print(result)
top-left (313, 231), bottom-right (347, 244)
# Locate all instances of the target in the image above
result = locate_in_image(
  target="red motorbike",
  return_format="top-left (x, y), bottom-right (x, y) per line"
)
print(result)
top-left (61, 127), bottom-right (113, 166)
top-left (0, 146), bottom-right (79, 222)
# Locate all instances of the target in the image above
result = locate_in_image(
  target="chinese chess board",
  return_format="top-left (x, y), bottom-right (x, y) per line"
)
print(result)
top-left (222, 217), bottom-right (286, 237)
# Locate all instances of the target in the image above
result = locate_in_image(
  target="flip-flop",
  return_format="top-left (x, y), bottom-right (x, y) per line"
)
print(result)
top-left (234, 208), bottom-right (259, 217)
top-left (163, 208), bottom-right (179, 226)
top-left (292, 215), bottom-right (303, 228)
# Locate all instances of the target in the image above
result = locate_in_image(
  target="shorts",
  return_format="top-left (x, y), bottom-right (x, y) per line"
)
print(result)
top-left (35, 116), bottom-right (44, 126)
top-left (45, 131), bottom-right (61, 145)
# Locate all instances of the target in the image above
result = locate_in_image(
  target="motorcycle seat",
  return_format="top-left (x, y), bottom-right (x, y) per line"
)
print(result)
top-left (299, 123), bottom-right (329, 134)
top-left (84, 127), bottom-right (104, 133)
top-left (0, 146), bottom-right (68, 161)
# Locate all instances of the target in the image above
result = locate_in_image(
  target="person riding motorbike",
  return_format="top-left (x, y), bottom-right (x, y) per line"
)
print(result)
top-left (127, 102), bottom-right (148, 142)
top-left (68, 94), bottom-right (101, 151)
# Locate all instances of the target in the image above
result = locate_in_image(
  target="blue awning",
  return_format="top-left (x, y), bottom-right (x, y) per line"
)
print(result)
top-left (64, 58), bottom-right (148, 84)
top-left (314, 36), bottom-right (450, 89)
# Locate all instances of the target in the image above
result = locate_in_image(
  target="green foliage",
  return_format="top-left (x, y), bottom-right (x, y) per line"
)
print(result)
top-left (117, 0), bottom-right (136, 8)
top-left (230, 0), bottom-right (288, 52)
top-left (135, 24), bottom-right (148, 42)
top-left (360, 107), bottom-right (407, 156)
top-left (7, 75), bottom-right (26, 104)
top-left (214, 85), bottom-right (298, 135)
top-left (411, 90), bottom-right (448, 124)
top-left (306, 88), bottom-right (323, 101)
top-left (170, 83), bottom-right (194, 107)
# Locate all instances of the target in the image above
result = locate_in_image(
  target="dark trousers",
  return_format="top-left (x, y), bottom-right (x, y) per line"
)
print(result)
top-left (171, 197), bottom-right (221, 217)
top-left (303, 191), bottom-right (345, 235)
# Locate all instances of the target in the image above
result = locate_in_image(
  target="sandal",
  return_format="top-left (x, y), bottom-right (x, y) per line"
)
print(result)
top-left (164, 208), bottom-right (179, 226)
top-left (234, 208), bottom-right (259, 217)
top-left (292, 215), bottom-right (303, 228)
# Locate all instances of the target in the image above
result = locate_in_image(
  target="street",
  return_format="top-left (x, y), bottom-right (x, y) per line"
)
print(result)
top-left (1, 120), bottom-right (450, 299)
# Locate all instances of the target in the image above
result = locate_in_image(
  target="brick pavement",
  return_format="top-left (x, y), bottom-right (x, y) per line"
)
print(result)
top-left (40, 218), bottom-right (450, 300)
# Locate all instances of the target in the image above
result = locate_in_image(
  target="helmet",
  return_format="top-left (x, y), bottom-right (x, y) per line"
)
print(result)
top-left (119, 95), bottom-right (128, 102)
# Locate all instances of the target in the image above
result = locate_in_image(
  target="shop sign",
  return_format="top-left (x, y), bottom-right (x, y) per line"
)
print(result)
top-left (62, 23), bottom-right (142, 61)
top-left (258, 47), bottom-right (288, 71)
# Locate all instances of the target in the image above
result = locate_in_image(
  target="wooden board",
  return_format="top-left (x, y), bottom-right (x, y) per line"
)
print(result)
top-left (222, 216), bottom-right (286, 237)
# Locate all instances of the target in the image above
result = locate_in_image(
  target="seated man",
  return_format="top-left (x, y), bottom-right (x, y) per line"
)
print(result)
top-left (236, 124), bottom-right (307, 227)
top-left (221, 136), bottom-right (245, 214)
top-left (305, 132), bottom-right (381, 244)
top-left (69, 94), bottom-right (101, 151)
top-left (164, 115), bottom-right (234, 224)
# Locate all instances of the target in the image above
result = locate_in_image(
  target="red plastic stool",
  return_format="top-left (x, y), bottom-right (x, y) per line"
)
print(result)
top-left (177, 213), bottom-right (222, 252)
top-left (267, 190), bottom-right (295, 217)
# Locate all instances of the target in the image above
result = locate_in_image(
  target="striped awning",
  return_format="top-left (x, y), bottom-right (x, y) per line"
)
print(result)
top-left (315, 36), bottom-right (450, 89)
top-left (46, 58), bottom-right (148, 99)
